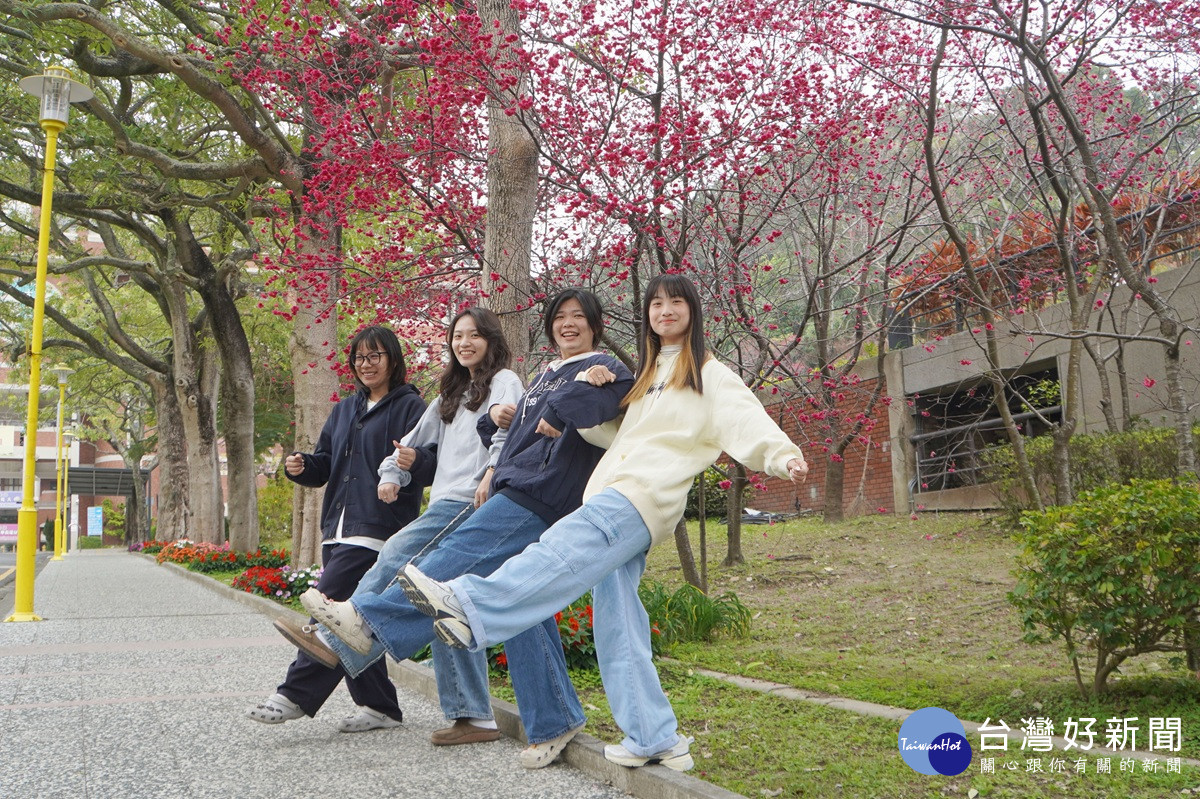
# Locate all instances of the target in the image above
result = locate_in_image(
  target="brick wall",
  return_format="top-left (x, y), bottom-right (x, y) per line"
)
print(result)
top-left (740, 376), bottom-right (897, 518)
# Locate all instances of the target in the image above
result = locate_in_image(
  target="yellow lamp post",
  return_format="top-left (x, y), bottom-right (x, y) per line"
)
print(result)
top-left (6, 67), bottom-right (93, 622)
top-left (50, 364), bottom-right (73, 561)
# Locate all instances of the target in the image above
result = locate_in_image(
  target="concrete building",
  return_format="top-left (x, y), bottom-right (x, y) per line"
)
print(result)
top-left (750, 261), bottom-right (1200, 518)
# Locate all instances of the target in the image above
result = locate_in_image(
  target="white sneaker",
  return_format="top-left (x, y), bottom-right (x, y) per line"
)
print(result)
top-left (518, 724), bottom-right (584, 769)
top-left (603, 736), bottom-right (694, 771)
top-left (299, 588), bottom-right (373, 654)
top-left (433, 617), bottom-right (474, 649)
top-left (246, 693), bottom-right (304, 725)
top-left (398, 563), bottom-right (465, 619)
top-left (337, 706), bottom-right (402, 733)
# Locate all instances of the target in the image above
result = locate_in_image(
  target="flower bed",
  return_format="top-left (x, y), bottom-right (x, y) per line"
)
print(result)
top-left (232, 564), bottom-right (323, 600)
top-left (152, 539), bottom-right (288, 572)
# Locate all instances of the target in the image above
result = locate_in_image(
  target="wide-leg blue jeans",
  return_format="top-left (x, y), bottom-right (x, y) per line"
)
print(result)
top-left (449, 488), bottom-right (679, 757)
top-left (323, 494), bottom-right (586, 744)
top-left (342, 499), bottom-right (493, 722)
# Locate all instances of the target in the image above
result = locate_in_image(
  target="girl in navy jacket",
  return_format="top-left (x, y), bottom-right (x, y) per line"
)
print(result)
top-left (248, 326), bottom-right (425, 731)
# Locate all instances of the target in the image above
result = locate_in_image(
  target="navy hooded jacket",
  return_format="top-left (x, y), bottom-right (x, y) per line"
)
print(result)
top-left (478, 353), bottom-right (634, 524)
top-left (288, 382), bottom-right (426, 543)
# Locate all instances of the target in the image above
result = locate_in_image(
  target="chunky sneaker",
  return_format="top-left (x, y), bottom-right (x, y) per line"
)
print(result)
top-left (337, 706), bottom-right (402, 733)
top-left (246, 692), bottom-right (304, 725)
top-left (518, 723), bottom-right (584, 769)
top-left (299, 588), bottom-right (374, 655)
top-left (433, 616), bottom-right (474, 649)
top-left (397, 563), bottom-right (465, 619)
top-left (603, 736), bottom-right (695, 771)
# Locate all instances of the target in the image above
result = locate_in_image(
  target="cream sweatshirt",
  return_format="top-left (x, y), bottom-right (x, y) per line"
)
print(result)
top-left (582, 349), bottom-right (804, 546)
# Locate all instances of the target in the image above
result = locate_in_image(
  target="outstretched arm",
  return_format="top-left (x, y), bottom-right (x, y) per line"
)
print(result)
top-left (711, 366), bottom-right (807, 482)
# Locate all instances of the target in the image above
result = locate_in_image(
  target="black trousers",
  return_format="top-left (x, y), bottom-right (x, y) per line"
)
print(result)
top-left (276, 542), bottom-right (403, 720)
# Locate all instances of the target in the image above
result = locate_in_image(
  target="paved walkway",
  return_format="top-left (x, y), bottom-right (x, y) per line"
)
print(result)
top-left (0, 551), bottom-right (646, 799)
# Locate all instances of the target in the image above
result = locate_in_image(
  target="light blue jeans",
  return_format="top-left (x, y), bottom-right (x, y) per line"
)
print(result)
top-left (324, 494), bottom-right (587, 744)
top-left (450, 488), bottom-right (679, 757)
top-left (338, 499), bottom-right (492, 722)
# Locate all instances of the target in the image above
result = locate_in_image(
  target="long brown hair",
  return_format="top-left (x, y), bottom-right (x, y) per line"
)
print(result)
top-left (622, 274), bottom-right (707, 407)
top-left (439, 307), bottom-right (512, 424)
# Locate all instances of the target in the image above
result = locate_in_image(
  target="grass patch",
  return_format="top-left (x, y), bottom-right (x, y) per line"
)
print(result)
top-left (490, 662), bottom-right (1193, 798)
top-left (487, 511), bottom-right (1199, 795)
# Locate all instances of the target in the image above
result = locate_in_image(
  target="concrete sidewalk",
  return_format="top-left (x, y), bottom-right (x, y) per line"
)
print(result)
top-left (0, 551), bottom-right (646, 799)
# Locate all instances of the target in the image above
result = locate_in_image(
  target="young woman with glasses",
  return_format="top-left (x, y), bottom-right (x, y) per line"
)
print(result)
top-left (247, 325), bottom-right (427, 731)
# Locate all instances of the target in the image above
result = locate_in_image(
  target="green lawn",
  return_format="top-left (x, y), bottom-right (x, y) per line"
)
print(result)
top-left (491, 511), bottom-right (1200, 797)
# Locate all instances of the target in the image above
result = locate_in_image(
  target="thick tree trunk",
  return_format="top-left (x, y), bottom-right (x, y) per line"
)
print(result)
top-left (287, 222), bottom-right (340, 568)
top-left (177, 340), bottom-right (223, 544)
top-left (221, 363), bottom-right (258, 551)
top-left (477, 0), bottom-right (536, 366)
top-left (166, 211), bottom-right (259, 550)
top-left (152, 377), bottom-right (190, 541)
top-left (125, 457), bottom-right (146, 544)
top-left (160, 272), bottom-right (224, 543)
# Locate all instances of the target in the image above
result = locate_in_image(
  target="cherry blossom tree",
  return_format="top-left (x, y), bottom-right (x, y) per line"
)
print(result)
top-left (870, 0), bottom-right (1200, 501)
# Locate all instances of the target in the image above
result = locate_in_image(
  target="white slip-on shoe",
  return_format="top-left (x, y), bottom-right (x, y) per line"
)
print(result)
top-left (337, 706), bottom-right (402, 733)
top-left (518, 724), bottom-right (584, 769)
top-left (246, 693), bottom-right (304, 725)
top-left (603, 735), bottom-right (695, 771)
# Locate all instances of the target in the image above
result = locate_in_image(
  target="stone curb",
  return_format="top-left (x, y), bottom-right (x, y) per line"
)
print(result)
top-left (152, 555), bottom-right (748, 799)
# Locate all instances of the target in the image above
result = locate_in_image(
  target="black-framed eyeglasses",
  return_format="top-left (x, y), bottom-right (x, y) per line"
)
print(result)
top-left (352, 351), bottom-right (385, 366)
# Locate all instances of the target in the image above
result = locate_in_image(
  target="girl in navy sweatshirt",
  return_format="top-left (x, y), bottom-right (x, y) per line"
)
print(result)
top-left (248, 326), bottom-right (425, 732)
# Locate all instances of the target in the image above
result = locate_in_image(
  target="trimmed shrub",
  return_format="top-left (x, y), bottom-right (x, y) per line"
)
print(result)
top-left (1009, 479), bottom-right (1200, 696)
top-left (984, 424), bottom-right (1199, 514)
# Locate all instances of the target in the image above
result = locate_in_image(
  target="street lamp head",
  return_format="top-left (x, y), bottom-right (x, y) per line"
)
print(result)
top-left (50, 363), bottom-right (73, 386)
top-left (18, 66), bottom-right (93, 129)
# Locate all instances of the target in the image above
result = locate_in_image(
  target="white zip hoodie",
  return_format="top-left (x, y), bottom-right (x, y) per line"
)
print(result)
top-left (583, 348), bottom-right (804, 546)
